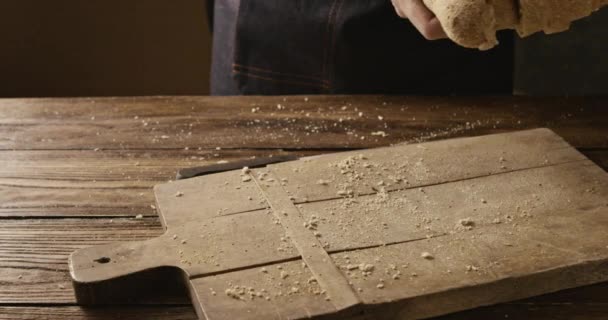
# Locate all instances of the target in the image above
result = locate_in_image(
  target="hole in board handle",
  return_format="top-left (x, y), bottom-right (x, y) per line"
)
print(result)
top-left (94, 257), bottom-right (111, 264)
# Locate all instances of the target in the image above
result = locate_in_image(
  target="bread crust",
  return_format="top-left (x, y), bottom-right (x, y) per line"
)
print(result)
top-left (422, 0), bottom-right (607, 50)
top-left (518, 0), bottom-right (606, 36)
top-left (423, 0), bottom-right (500, 50)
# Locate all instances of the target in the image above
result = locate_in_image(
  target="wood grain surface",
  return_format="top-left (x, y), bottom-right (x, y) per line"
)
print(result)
top-left (0, 95), bottom-right (606, 319)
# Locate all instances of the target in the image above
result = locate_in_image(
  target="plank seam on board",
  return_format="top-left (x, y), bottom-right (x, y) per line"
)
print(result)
top-left (186, 256), bottom-right (305, 280)
top-left (293, 158), bottom-right (590, 205)
top-left (252, 170), bottom-right (361, 312)
top-left (314, 203), bottom-right (604, 258)
top-left (184, 234), bottom-right (451, 281)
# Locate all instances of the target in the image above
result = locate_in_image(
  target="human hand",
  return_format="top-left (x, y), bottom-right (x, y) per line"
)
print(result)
top-left (391, 0), bottom-right (447, 40)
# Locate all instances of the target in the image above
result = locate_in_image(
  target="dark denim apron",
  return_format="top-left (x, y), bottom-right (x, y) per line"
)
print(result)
top-left (211, 0), bottom-right (514, 95)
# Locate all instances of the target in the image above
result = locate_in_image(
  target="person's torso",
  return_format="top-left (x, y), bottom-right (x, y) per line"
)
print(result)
top-left (212, 0), bottom-right (514, 95)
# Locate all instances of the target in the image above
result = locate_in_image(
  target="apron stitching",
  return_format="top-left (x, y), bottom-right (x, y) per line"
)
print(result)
top-left (233, 63), bottom-right (330, 84)
top-left (328, 0), bottom-right (345, 87)
top-left (233, 69), bottom-right (332, 89)
top-left (322, 0), bottom-right (339, 88)
top-left (231, 0), bottom-right (245, 85)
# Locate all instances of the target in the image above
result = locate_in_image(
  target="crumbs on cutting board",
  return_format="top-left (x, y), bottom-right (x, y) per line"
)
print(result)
top-left (159, 124), bottom-right (580, 305)
top-left (220, 262), bottom-right (328, 302)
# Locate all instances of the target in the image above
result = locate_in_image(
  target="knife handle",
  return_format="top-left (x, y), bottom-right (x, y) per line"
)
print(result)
top-left (176, 154), bottom-right (299, 180)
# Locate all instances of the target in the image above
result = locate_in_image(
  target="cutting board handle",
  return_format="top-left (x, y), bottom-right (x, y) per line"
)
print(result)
top-left (69, 235), bottom-right (178, 285)
top-left (68, 236), bottom-right (184, 304)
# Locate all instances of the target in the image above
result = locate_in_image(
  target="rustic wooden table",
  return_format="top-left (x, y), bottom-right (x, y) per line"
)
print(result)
top-left (0, 95), bottom-right (606, 319)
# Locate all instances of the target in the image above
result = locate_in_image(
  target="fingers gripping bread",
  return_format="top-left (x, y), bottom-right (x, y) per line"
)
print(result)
top-left (422, 0), bottom-right (608, 50)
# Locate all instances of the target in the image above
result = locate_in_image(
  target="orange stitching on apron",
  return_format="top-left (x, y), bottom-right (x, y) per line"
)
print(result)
top-left (233, 69), bottom-right (332, 89)
top-left (233, 63), bottom-right (330, 84)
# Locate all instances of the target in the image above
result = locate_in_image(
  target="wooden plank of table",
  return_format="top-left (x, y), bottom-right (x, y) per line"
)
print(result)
top-left (0, 96), bottom-right (606, 319)
top-left (438, 302), bottom-right (608, 320)
top-left (0, 306), bottom-right (197, 320)
top-left (2, 301), bottom-right (607, 320)
top-left (0, 96), bottom-right (605, 150)
top-left (2, 302), bottom-right (608, 320)
top-left (0, 218), bottom-right (191, 304)
top-left (0, 178), bottom-right (154, 217)
top-left (0, 149), bottom-right (311, 181)
top-left (0, 149), bottom-right (316, 217)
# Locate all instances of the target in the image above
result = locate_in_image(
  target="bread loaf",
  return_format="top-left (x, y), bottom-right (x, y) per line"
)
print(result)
top-left (517, 0), bottom-right (607, 36)
top-left (422, 0), bottom-right (608, 50)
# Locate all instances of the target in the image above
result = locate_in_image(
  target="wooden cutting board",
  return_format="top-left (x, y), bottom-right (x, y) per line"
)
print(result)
top-left (69, 128), bottom-right (608, 320)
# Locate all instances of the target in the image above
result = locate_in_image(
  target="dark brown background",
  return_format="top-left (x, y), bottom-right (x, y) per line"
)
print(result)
top-left (0, 0), bottom-right (212, 97)
top-left (514, 8), bottom-right (608, 96)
